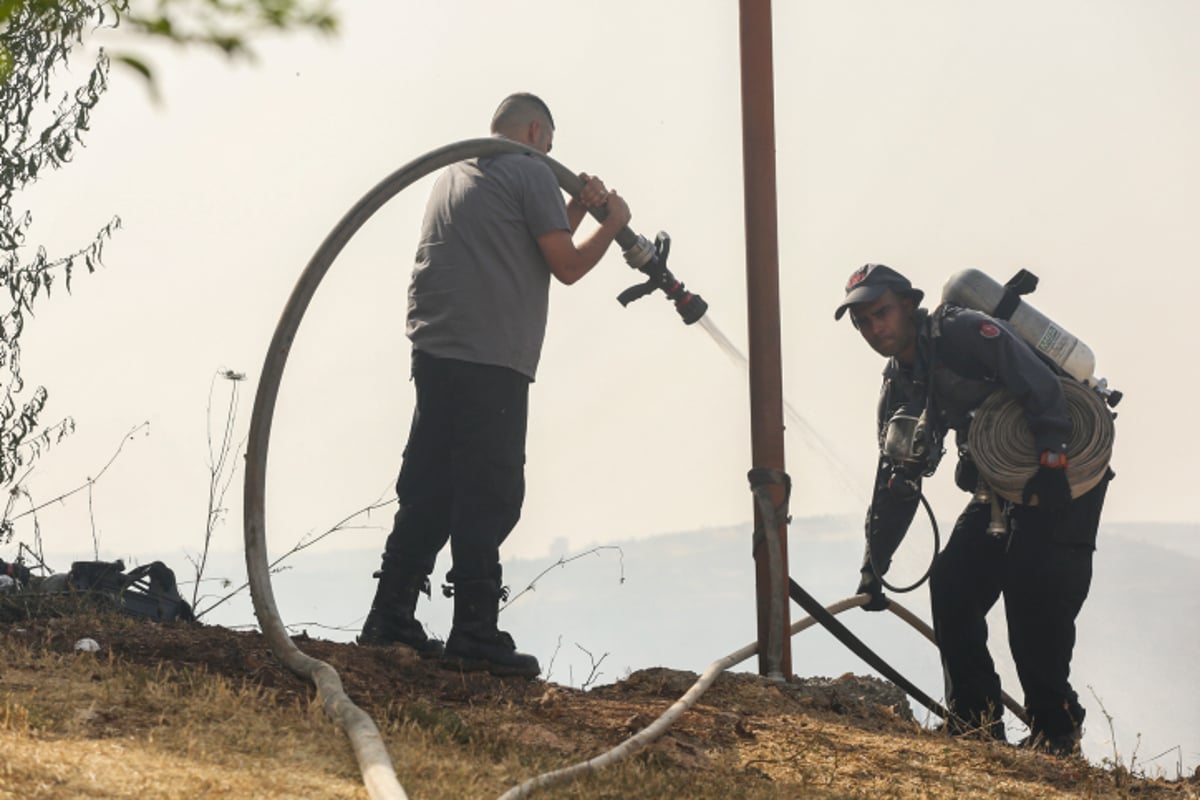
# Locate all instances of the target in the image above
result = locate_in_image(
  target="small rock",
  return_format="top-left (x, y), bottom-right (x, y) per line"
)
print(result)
top-left (74, 638), bottom-right (100, 653)
top-left (624, 712), bottom-right (650, 732)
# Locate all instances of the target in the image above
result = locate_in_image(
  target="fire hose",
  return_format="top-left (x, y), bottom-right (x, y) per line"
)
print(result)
top-left (970, 377), bottom-right (1116, 503)
top-left (243, 137), bottom-right (708, 800)
top-left (497, 372), bottom-right (1116, 799)
top-left (867, 376), bottom-right (1115, 593)
top-left (240, 137), bottom-right (1059, 799)
top-left (497, 592), bottom-right (1025, 800)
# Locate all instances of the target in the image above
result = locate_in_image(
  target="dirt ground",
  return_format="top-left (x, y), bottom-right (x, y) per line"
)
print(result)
top-left (4, 612), bottom-right (918, 755)
top-left (3, 610), bottom-right (1199, 799)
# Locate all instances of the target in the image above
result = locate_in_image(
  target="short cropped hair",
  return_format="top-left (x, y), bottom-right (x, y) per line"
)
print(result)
top-left (490, 93), bottom-right (555, 133)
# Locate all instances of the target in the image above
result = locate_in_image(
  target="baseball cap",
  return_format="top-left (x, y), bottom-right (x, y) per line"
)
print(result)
top-left (834, 263), bottom-right (925, 320)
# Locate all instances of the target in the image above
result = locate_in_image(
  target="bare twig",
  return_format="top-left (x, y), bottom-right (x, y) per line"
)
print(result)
top-left (575, 642), bottom-right (609, 690)
top-left (283, 620), bottom-right (370, 636)
top-left (16, 541), bottom-right (48, 574)
top-left (500, 545), bottom-right (625, 613)
top-left (31, 512), bottom-right (42, 565)
top-left (4, 421), bottom-right (149, 524)
top-left (192, 492), bottom-right (396, 620)
top-left (1088, 685), bottom-right (1144, 784)
top-left (1, 422), bottom-right (147, 560)
top-left (0, 486), bottom-right (34, 552)
top-left (189, 368), bottom-right (246, 608)
top-left (544, 634), bottom-right (563, 683)
top-left (1143, 745), bottom-right (1184, 780)
top-left (87, 477), bottom-right (98, 559)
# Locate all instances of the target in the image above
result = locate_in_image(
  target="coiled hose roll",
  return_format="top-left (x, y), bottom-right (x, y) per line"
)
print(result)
top-left (969, 378), bottom-right (1115, 503)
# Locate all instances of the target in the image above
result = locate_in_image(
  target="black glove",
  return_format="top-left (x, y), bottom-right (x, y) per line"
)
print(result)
top-left (1022, 464), bottom-right (1072, 511)
top-left (954, 457), bottom-right (979, 493)
top-left (886, 472), bottom-right (920, 502)
top-left (855, 569), bottom-right (889, 611)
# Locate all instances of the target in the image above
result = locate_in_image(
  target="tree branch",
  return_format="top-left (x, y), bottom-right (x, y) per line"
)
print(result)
top-left (191, 491), bottom-right (395, 620)
top-left (5, 420), bottom-right (148, 524)
top-left (500, 545), bottom-right (625, 613)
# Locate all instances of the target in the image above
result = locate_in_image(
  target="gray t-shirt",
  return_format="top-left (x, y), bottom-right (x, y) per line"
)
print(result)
top-left (406, 152), bottom-right (570, 380)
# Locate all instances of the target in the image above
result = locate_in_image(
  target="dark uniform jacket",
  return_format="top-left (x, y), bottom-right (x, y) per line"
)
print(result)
top-left (864, 303), bottom-right (1072, 574)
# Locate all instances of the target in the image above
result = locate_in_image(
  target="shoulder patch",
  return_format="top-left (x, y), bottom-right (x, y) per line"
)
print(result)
top-left (978, 322), bottom-right (1001, 339)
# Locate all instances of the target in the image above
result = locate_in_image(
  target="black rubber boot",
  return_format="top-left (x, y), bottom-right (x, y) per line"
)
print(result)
top-left (1019, 729), bottom-right (1082, 757)
top-left (946, 707), bottom-right (1007, 743)
top-left (443, 578), bottom-right (539, 678)
top-left (1021, 703), bottom-right (1085, 756)
top-left (358, 570), bottom-right (444, 658)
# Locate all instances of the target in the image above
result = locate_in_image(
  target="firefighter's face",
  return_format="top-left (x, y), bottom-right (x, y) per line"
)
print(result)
top-left (851, 289), bottom-right (917, 364)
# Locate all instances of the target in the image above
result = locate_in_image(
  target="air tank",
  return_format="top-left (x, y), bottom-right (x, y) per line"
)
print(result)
top-left (941, 268), bottom-right (1098, 386)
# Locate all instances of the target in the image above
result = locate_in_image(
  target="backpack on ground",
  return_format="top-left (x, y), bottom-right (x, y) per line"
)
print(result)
top-left (66, 559), bottom-right (195, 623)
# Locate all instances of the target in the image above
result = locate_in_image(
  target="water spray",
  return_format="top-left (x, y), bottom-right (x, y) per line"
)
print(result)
top-left (240, 132), bottom-right (1009, 798)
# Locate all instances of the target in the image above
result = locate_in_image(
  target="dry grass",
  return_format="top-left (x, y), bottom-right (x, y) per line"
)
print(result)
top-left (0, 637), bottom-right (362, 798)
top-left (0, 613), bottom-right (1196, 800)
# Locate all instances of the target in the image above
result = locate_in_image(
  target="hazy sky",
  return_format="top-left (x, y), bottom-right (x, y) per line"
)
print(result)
top-left (10, 1), bottom-right (1199, 583)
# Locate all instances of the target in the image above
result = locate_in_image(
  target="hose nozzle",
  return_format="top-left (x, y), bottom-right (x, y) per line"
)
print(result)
top-left (618, 232), bottom-right (708, 325)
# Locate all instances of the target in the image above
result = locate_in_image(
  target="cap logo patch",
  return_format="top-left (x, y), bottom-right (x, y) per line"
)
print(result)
top-left (979, 322), bottom-right (1000, 339)
top-left (846, 266), bottom-right (869, 291)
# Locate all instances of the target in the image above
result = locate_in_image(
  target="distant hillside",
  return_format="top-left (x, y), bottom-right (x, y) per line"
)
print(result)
top-left (1100, 520), bottom-right (1200, 559)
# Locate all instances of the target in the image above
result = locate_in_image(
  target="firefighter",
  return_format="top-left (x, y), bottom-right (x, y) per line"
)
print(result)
top-left (836, 263), bottom-right (1112, 755)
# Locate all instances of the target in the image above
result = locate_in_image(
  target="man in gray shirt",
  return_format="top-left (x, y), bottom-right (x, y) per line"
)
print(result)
top-left (360, 93), bottom-right (631, 678)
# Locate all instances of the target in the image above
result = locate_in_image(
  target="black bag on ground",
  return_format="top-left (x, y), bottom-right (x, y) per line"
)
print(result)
top-left (67, 559), bottom-right (194, 623)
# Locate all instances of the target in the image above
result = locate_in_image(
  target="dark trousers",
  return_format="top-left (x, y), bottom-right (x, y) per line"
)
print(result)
top-left (379, 350), bottom-right (529, 586)
top-left (929, 474), bottom-right (1110, 737)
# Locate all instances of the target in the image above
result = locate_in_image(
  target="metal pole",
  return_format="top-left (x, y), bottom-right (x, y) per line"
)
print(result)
top-left (739, 0), bottom-right (791, 679)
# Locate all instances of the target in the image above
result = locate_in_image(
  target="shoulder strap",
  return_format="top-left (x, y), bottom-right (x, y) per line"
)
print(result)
top-left (993, 269), bottom-right (1039, 320)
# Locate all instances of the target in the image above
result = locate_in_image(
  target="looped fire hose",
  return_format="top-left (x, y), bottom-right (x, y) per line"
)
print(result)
top-left (496, 593), bottom-right (1025, 800)
top-left (969, 378), bottom-right (1115, 503)
top-left (243, 137), bottom-right (707, 799)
